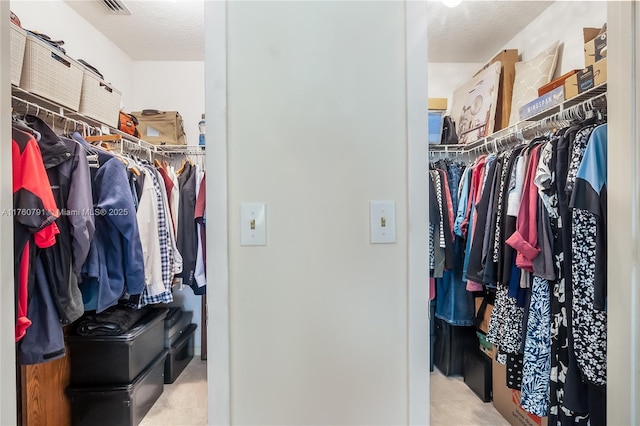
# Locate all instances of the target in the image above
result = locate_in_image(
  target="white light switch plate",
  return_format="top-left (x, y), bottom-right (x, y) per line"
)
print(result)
top-left (370, 200), bottom-right (396, 244)
top-left (240, 202), bottom-right (266, 246)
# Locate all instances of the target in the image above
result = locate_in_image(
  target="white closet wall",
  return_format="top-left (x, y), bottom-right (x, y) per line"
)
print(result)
top-left (501, 1), bottom-right (607, 77)
top-left (428, 62), bottom-right (483, 111)
top-left (10, 0), bottom-right (135, 105)
top-left (428, 1), bottom-right (607, 112)
top-left (131, 61), bottom-right (205, 146)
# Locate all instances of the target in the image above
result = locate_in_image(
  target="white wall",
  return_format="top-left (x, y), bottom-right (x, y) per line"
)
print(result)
top-left (10, 0), bottom-right (135, 105)
top-left (224, 1), bottom-right (408, 424)
top-left (131, 61), bottom-right (205, 146)
top-left (0, 3), bottom-right (17, 425)
top-left (428, 62), bottom-right (483, 113)
top-left (501, 1), bottom-right (607, 78)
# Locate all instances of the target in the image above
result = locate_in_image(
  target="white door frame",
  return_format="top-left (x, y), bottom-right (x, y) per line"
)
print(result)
top-left (606, 2), bottom-right (640, 424)
top-left (405, 1), bottom-right (430, 424)
top-left (0, 2), bottom-right (18, 425)
top-left (205, 1), bottom-right (231, 425)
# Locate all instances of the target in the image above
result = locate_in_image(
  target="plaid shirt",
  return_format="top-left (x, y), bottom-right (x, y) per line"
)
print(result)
top-left (137, 166), bottom-right (174, 306)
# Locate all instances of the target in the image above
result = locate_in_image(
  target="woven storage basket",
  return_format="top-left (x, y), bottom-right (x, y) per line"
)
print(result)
top-left (20, 34), bottom-right (84, 111)
top-left (10, 24), bottom-right (26, 86)
top-left (79, 69), bottom-right (122, 127)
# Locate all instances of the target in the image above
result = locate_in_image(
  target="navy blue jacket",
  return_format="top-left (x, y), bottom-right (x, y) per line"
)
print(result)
top-left (73, 134), bottom-right (146, 313)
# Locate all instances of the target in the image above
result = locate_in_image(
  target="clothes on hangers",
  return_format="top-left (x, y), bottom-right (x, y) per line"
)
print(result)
top-left (429, 111), bottom-right (608, 422)
top-left (194, 168), bottom-right (207, 291)
top-left (569, 123), bottom-right (607, 388)
top-left (12, 127), bottom-right (61, 362)
top-left (24, 115), bottom-right (95, 325)
top-left (429, 159), bottom-right (474, 326)
top-left (72, 132), bottom-right (146, 313)
top-left (177, 162), bottom-right (201, 294)
top-left (10, 101), bottom-right (208, 364)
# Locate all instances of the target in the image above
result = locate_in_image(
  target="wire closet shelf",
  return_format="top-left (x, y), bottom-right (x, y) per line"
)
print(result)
top-left (430, 83), bottom-right (607, 156)
top-left (11, 86), bottom-right (206, 159)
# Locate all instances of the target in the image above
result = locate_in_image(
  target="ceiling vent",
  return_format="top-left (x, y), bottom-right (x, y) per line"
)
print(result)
top-left (100, 0), bottom-right (132, 15)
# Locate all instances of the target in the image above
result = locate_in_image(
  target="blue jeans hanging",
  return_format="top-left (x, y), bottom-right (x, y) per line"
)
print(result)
top-left (435, 237), bottom-right (475, 326)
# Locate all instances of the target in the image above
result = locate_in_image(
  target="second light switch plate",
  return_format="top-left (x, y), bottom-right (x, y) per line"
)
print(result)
top-left (240, 202), bottom-right (266, 246)
top-left (370, 200), bottom-right (396, 244)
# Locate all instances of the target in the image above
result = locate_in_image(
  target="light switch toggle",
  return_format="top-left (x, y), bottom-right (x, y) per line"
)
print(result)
top-left (370, 200), bottom-right (396, 244)
top-left (241, 202), bottom-right (267, 246)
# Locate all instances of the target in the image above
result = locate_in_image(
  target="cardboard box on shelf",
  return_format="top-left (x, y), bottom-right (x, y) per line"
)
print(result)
top-left (538, 69), bottom-right (580, 97)
top-left (584, 26), bottom-right (607, 67)
top-left (519, 86), bottom-right (565, 121)
top-left (564, 57), bottom-right (607, 99)
top-left (492, 356), bottom-right (549, 426)
top-left (428, 98), bottom-right (448, 111)
top-left (474, 49), bottom-right (519, 132)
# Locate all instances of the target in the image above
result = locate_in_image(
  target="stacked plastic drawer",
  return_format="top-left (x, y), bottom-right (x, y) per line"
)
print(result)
top-left (65, 308), bottom-right (169, 426)
top-left (163, 307), bottom-right (197, 384)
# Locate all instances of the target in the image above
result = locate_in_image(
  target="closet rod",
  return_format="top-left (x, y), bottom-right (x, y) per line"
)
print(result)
top-left (12, 94), bottom-right (206, 159)
top-left (11, 95), bottom-right (101, 135)
top-left (469, 91), bottom-right (607, 156)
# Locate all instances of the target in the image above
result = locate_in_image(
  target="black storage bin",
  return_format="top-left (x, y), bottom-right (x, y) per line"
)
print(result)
top-left (66, 349), bottom-right (168, 426)
top-left (433, 317), bottom-right (477, 376)
top-left (164, 307), bottom-right (182, 327)
top-left (164, 309), bottom-right (193, 347)
top-left (67, 308), bottom-right (169, 385)
top-left (463, 348), bottom-right (493, 402)
top-left (165, 323), bottom-right (197, 384)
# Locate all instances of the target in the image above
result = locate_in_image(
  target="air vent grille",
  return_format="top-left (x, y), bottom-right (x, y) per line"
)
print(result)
top-left (100, 0), bottom-right (132, 15)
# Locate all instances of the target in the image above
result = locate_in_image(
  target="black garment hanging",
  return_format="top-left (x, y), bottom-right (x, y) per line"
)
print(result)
top-left (465, 156), bottom-right (501, 283)
top-left (177, 163), bottom-right (199, 293)
top-left (25, 115), bottom-right (91, 325)
top-left (495, 146), bottom-right (525, 286)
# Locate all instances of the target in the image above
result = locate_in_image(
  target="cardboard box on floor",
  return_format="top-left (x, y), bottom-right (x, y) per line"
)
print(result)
top-left (492, 355), bottom-right (548, 426)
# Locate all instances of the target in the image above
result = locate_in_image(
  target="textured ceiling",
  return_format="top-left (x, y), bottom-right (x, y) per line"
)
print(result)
top-left (428, 1), bottom-right (553, 63)
top-left (64, 0), bottom-right (205, 61)
top-left (65, 0), bottom-right (552, 63)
